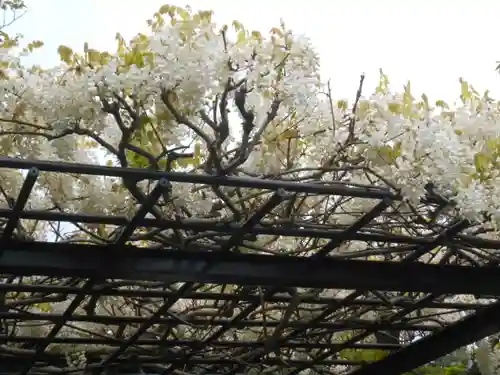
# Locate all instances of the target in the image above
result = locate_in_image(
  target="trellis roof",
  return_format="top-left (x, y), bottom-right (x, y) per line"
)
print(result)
top-left (0, 157), bottom-right (499, 375)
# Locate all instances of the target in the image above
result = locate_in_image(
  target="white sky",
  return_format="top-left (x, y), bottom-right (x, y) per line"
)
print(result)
top-left (9, 0), bottom-right (500, 103)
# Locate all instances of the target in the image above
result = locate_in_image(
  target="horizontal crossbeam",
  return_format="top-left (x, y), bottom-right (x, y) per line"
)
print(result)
top-left (0, 157), bottom-right (397, 199)
top-left (0, 311), bottom-right (440, 332)
top-left (2, 241), bottom-right (500, 294)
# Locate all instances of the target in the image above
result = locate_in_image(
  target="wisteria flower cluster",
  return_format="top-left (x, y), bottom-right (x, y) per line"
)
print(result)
top-left (0, 5), bottom-right (498, 229)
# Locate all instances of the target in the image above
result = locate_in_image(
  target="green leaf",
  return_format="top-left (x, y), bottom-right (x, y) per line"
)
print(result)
top-left (421, 93), bottom-right (429, 110)
top-left (86, 49), bottom-right (101, 65)
top-left (193, 143), bottom-right (202, 165)
top-left (459, 77), bottom-right (470, 103)
top-left (388, 102), bottom-right (402, 114)
top-left (251, 30), bottom-right (262, 42)
top-left (35, 302), bottom-right (53, 312)
top-left (375, 145), bottom-right (401, 165)
top-left (146, 130), bottom-right (155, 140)
top-left (198, 10), bottom-right (213, 22)
top-left (232, 20), bottom-right (244, 31)
top-left (474, 152), bottom-right (489, 172)
top-left (96, 224), bottom-right (106, 238)
top-left (444, 365), bottom-right (467, 375)
top-left (126, 149), bottom-right (149, 169)
top-left (376, 69), bottom-right (390, 94)
top-left (435, 99), bottom-right (449, 109)
top-left (57, 45), bottom-right (74, 65)
top-left (474, 152), bottom-right (490, 181)
top-left (139, 115), bottom-right (152, 128)
top-left (402, 80), bottom-right (414, 117)
top-left (236, 30), bottom-right (246, 45)
top-left (337, 100), bottom-right (348, 111)
top-left (158, 4), bottom-right (170, 14)
top-left (25, 40), bottom-right (44, 53)
top-left (340, 348), bottom-right (388, 362)
top-left (178, 7), bottom-right (190, 20)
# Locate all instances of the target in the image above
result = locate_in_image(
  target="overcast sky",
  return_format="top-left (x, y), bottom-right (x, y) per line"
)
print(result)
top-left (10, 0), bottom-right (500, 102)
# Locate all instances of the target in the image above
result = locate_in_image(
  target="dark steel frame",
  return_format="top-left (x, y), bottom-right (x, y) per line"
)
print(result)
top-left (0, 156), bottom-right (499, 375)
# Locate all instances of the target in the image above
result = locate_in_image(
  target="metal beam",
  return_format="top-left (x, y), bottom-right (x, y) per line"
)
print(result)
top-left (0, 156), bottom-right (397, 199)
top-left (0, 208), bottom-right (434, 245)
top-left (2, 241), bottom-right (500, 294)
top-left (0, 311), bottom-right (440, 332)
top-left (347, 302), bottom-right (500, 375)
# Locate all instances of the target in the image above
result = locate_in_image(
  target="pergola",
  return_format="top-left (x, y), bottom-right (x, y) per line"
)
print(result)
top-left (0, 156), bottom-right (499, 375)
